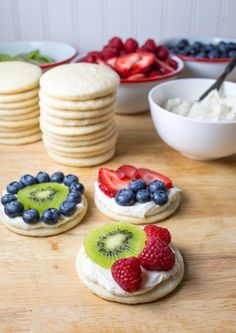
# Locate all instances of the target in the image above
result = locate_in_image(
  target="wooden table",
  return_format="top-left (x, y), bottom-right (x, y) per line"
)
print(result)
top-left (0, 113), bottom-right (235, 333)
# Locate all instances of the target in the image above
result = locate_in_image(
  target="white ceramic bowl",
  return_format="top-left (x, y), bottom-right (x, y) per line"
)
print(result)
top-left (116, 55), bottom-right (184, 114)
top-left (0, 41), bottom-right (77, 69)
top-left (160, 36), bottom-right (236, 81)
top-left (148, 78), bottom-right (236, 160)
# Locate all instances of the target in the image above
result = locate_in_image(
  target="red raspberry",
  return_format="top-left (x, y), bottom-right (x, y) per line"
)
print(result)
top-left (166, 57), bottom-right (178, 69)
top-left (108, 37), bottom-right (124, 51)
top-left (124, 38), bottom-right (138, 53)
top-left (138, 237), bottom-right (175, 271)
top-left (142, 39), bottom-right (157, 53)
top-left (111, 257), bottom-right (142, 292)
top-left (148, 70), bottom-right (160, 78)
top-left (102, 46), bottom-right (119, 60)
top-left (144, 225), bottom-right (171, 244)
top-left (156, 45), bottom-right (169, 61)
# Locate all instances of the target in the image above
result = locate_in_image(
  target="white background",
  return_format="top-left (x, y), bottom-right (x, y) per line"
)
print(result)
top-left (0, 0), bottom-right (235, 52)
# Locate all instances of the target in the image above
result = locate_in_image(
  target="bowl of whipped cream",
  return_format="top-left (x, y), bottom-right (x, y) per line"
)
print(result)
top-left (148, 78), bottom-right (236, 160)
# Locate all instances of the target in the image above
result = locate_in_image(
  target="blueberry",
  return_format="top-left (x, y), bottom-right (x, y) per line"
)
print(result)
top-left (36, 171), bottom-right (50, 183)
top-left (228, 50), bottom-right (236, 58)
top-left (196, 52), bottom-right (207, 58)
top-left (152, 190), bottom-right (168, 206)
top-left (20, 174), bottom-right (36, 187)
top-left (115, 189), bottom-right (136, 206)
top-left (60, 200), bottom-right (77, 217)
top-left (50, 171), bottom-right (64, 183)
top-left (149, 180), bottom-right (166, 194)
top-left (67, 191), bottom-right (82, 204)
top-left (4, 200), bottom-right (24, 217)
top-left (208, 50), bottom-right (221, 59)
top-left (22, 209), bottom-right (40, 224)
top-left (1, 193), bottom-right (17, 206)
top-left (42, 208), bottom-right (60, 225)
top-left (70, 182), bottom-right (85, 195)
top-left (136, 189), bottom-right (151, 203)
top-left (6, 181), bottom-right (22, 194)
top-left (63, 174), bottom-right (78, 187)
top-left (128, 179), bottom-right (146, 193)
top-left (177, 39), bottom-right (189, 49)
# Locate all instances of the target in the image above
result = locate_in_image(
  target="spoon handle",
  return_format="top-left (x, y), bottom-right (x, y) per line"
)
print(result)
top-left (198, 57), bottom-right (236, 102)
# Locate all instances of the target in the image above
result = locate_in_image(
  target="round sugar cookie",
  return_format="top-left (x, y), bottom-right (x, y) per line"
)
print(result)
top-left (0, 196), bottom-right (87, 237)
top-left (0, 104), bottom-right (39, 116)
top-left (0, 62), bottom-right (42, 94)
top-left (0, 131), bottom-right (41, 145)
top-left (39, 90), bottom-right (116, 111)
top-left (0, 126), bottom-right (39, 138)
top-left (40, 63), bottom-right (119, 100)
top-left (0, 96), bottom-right (39, 110)
top-left (0, 110), bottom-right (39, 121)
top-left (41, 110), bottom-right (113, 127)
top-left (39, 101), bottom-right (116, 119)
top-left (0, 116), bottom-right (39, 129)
top-left (0, 87), bottom-right (38, 103)
top-left (46, 147), bottom-right (115, 167)
top-left (43, 130), bottom-right (118, 153)
top-left (76, 245), bottom-right (184, 304)
top-left (40, 117), bottom-right (114, 136)
top-left (95, 192), bottom-right (181, 225)
top-left (43, 127), bottom-right (118, 148)
top-left (42, 122), bottom-right (117, 144)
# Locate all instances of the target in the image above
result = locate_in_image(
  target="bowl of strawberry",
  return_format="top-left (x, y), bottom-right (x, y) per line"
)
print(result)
top-left (78, 37), bottom-right (184, 114)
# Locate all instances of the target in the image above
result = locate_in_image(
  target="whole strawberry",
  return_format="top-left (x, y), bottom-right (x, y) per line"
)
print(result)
top-left (139, 237), bottom-right (175, 271)
top-left (111, 257), bottom-right (142, 292)
top-left (144, 225), bottom-right (171, 244)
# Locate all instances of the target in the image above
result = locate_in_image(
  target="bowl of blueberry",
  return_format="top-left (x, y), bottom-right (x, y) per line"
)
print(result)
top-left (77, 36), bottom-right (184, 114)
top-left (162, 36), bottom-right (236, 80)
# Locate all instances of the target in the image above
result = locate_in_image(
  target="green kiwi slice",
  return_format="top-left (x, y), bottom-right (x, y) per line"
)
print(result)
top-left (17, 182), bottom-right (69, 215)
top-left (84, 222), bottom-right (146, 268)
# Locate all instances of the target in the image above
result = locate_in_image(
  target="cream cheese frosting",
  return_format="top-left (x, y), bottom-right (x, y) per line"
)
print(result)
top-left (77, 245), bottom-right (180, 297)
top-left (94, 181), bottom-right (180, 219)
top-left (163, 89), bottom-right (236, 121)
top-left (0, 195), bottom-right (86, 230)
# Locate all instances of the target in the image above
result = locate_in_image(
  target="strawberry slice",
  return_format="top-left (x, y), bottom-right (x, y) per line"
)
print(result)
top-left (98, 168), bottom-right (129, 198)
top-left (132, 52), bottom-right (155, 73)
top-left (127, 73), bottom-right (146, 80)
top-left (116, 165), bottom-right (137, 180)
top-left (115, 53), bottom-right (140, 77)
top-left (134, 168), bottom-right (173, 188)
top-left (106, 57), bottom-right (117, 68)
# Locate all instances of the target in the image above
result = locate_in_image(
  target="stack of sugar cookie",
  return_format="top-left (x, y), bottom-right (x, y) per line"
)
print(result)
top-left (39, 63), bottom-right (120, 167)
top-left (0, 61), bottom-right (42, 145)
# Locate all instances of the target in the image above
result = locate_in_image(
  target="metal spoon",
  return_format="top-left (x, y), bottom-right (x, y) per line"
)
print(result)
top-left (198, 56), bottom-right (236, 101)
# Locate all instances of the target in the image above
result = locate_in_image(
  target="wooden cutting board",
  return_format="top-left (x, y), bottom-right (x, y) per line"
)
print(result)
top-left (0, 113), bottom-right (235, 333)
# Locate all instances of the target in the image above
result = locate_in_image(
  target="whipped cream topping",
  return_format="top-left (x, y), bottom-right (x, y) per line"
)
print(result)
top-left (0, 194), bottom-right (86, 230)
top-left (77, 245), bottom-right (180, 297)
top-left (163, 89), bottom-right (236, 121)
top-left (95, 181), bottom-right (180, 219)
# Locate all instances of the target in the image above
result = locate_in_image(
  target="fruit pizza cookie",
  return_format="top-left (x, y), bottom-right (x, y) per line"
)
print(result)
top-left (0, 171), bottom-right (87, 236)
top-left (95, 165), bottom-right (181, 224)
top-left (76, 222), bottom-right (184, 304)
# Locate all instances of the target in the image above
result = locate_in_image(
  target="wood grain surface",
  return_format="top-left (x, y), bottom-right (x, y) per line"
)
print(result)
top-left (0, 113), bottom-right (235, 333)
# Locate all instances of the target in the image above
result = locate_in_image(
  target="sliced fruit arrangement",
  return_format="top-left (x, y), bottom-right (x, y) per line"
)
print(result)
top-left (84, 222), bottom-right (176, 292)
top-left (1, 171), bottom-right (85, 225)
top-left (79, 36), bottom-right (178, 80)
top-left (98, 165), bottom-right (173, 206)
top-left (167, 39), bottom-right (236, 59)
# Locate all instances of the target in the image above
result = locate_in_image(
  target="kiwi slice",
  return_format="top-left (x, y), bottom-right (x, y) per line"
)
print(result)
top-left (84, 222), bottom-right (146, 268)
top-left (17, 182), bottom-right (68, 215)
